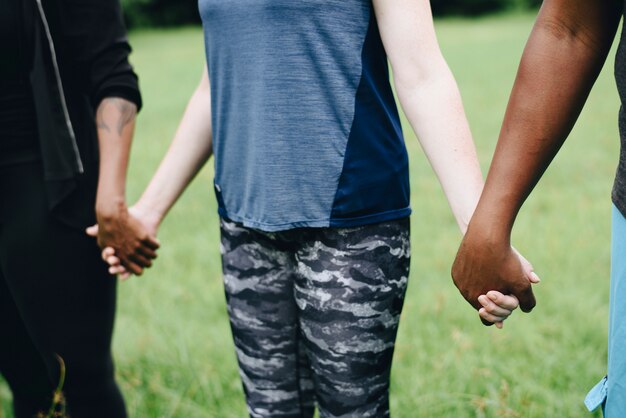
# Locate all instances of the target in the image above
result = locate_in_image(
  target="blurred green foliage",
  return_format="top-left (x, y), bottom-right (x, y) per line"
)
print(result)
top-left (121, 0), bottom-right (200, 28)
top-left (120, 0), bottom-right (541, 28)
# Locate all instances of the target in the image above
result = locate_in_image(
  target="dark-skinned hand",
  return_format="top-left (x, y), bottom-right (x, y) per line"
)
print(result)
top-left (452, 226), bottom-right (539, 326)
top-left (86, 204), bottom-right (159, 277)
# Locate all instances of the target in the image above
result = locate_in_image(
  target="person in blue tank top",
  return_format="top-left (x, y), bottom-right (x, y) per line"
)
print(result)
top-left (94, 1), bottom-right (540, 416)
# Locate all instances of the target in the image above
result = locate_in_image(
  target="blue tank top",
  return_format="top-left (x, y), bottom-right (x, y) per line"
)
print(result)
top-left (199, 0), bottom-right (411, 231)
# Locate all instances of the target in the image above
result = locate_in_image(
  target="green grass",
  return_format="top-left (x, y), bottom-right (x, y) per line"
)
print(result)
top-left (1, 12), bottom-right (620, 417)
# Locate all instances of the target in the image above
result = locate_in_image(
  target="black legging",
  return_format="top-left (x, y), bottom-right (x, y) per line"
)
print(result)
top-left (0, 162), bottom-right (127, 418)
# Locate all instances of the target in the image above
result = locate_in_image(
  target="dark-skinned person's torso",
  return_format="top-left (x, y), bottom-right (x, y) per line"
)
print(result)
top-left (0, 0), bottom-right (39, 167)
top-left (0, 0), bottom-right (141, 228)
top-left (613, 9), bottom-right (626, 215)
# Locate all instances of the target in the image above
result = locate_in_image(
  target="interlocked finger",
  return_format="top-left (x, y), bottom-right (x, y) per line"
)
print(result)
top-left (478, 295), bottom-right (513, 317)
top-left (479, 308), bottom-right (507, 324)
top-left (137, 245), bottom-right (158, 259)
top-left (101, 247), bottom-right (115, 262)
top-left (129, 253), bottom-right (152, 268)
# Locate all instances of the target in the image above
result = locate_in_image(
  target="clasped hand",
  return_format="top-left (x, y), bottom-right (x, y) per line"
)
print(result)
top-left (452, 225), bottom-right (540, 328)
top-left (87, 205), bottom-right (160, 280)
top-left (85, 205), bottom-right (538, 329)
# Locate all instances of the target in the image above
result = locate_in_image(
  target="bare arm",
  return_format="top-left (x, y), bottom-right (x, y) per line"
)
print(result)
top-left (374, 0), bottom-right (533, 326)
top-left (374, 0), bottom-right (483, 234)
top-left (95, 98), bottom-right (136, 209)
top-left (474, 0), bottom-right (620, 237)
top-left (132, 65), bottom-right (214, 229)
top-left (452, 0), bottom-right (622, 313)
top-left (96, 66), bottom-right (214, 278)
top-left (93, 97), bottom-right (159, 275)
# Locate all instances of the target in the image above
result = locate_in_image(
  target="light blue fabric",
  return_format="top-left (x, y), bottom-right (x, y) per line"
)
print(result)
top-left (586, 204), bottom-right (626, 416)
top-left (198, 0), bottom-right (410, 231)
top-left (585, 376), bottom-right (607, 412)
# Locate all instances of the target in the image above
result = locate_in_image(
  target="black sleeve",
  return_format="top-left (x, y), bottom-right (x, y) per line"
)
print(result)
top-left (60, 0), bottom-right (143, 111)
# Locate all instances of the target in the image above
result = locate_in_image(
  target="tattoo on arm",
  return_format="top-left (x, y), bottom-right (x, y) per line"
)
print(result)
top-left (96, 98), bottom-right (137, 136)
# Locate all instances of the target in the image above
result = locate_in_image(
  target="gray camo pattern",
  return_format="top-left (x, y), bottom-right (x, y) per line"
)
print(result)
top-left (219, 217), bottom-right (411, 418)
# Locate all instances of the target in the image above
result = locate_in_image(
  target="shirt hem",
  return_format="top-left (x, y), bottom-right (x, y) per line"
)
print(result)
top-left (217, 206), bottom-right (412, 232)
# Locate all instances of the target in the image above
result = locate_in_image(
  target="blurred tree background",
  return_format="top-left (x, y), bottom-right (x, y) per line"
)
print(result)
top-left (121, 0), bottom-right (542, 28)
top-left (121, 0), bottom-right (201, 28)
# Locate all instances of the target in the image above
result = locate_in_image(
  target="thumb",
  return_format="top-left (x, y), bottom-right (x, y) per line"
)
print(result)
top-left (514, 283), bottom-right (536, 313)
top-left (86, 224), bottom-right (99, 237)
top-left (511, 247), bottom-right (541, 284)
top-left (521, 262), bottom-right (541, 284)
top-left (520, 259), bottom-right (541, 284)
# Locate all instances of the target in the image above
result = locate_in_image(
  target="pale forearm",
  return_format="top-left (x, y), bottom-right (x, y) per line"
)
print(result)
top-left (396, 65), bottom-right (483, 234)
top-left (135, 76), bottom-right (213, 225)
top-left (373, 0), bottom-right (484, 235)
top-left (95, 97), bottom-right (137, 219)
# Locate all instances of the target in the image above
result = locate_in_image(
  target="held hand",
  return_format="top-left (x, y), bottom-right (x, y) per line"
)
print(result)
top-left (451, 228), bottom-right (538, 326)
top-left (477, 291), bottom-right (518, 329)
top-left (86, 203), bottom-right (160, 278)
top-left (100, 247), bottom-right (130, 280)
top-left (474, 249), bottom-right (540, 329)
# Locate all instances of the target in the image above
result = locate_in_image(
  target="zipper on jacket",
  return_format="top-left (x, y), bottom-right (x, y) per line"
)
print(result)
top-left (35, 0), bottom-right (84, 174)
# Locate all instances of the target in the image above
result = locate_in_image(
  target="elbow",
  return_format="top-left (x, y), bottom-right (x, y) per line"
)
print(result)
top-left (536, 15), bottom-right (612, 53)
top-left (538, 17), bottom-right (583, 42)
top-left (392, 68), bottom-right (427, 93)
top-left (393, 61), bottom-right (453, 98)
top-left (390, 48), bottom-right (452, 91)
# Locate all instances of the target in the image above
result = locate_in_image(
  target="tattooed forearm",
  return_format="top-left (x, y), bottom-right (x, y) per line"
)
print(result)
top-left (96, 98), bottom-right (137, 136)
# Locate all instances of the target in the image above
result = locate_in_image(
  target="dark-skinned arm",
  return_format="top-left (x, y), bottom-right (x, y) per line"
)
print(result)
top-left (92, 97), bottom-right (159, 276)
top-left (96, 66), bottom-right (213, 279)
top-left (66, 0), bottom-right (157, 276)
top-left (451, 0), bottom-right (622, 318)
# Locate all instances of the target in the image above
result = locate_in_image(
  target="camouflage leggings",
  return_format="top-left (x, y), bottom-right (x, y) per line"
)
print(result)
top-left (219, 217), bottom-right (411, 418)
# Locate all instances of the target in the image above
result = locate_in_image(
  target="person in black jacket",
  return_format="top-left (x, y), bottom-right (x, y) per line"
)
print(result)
top-left (0, 0), bottom-right (157, 416)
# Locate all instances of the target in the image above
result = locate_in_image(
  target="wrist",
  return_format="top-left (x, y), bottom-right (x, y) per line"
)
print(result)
top-left (95, 195), bottom-right (127, 222)
top-left (465, 211), bottom-right (513, 248)
top-left (132, 198), bottom-right (165, 229)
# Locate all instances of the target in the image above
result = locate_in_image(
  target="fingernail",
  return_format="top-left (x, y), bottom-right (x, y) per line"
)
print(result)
top-left (530, 272), bottom-right (541, 283)
top-left (487, 292), bottom-right (498, 301)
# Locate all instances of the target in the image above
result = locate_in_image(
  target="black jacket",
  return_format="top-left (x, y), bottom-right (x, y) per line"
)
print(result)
top-left (26, 0), bottom-right (142, 228)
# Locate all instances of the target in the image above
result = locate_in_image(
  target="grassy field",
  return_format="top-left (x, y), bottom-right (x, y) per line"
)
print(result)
top-left (1, 12), bottom-right (621, 418)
